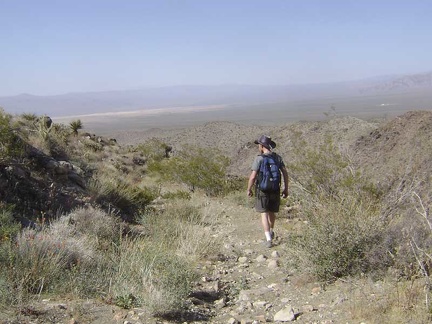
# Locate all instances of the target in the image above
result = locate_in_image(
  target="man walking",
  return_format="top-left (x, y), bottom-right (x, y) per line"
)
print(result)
top-left (247, 135), bottom-right (288, 248)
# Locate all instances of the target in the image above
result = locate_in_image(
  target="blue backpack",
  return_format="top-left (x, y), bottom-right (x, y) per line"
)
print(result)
top-left (257, 154), bottom-right (281, 193)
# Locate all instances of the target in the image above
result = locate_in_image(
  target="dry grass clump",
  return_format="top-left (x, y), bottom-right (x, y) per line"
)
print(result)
top-left (66, 205), bottom-right (122, 242)
top-left (88, 173), bottom-right (158, 222)
top-left (0, 199), bottom-right (217, 315)
top-left (141, 198), bottom-right (222, 260)
top-left (0, 207), bottom-right (117, 305)
top-left (109, 238), bottom-right (197, 313)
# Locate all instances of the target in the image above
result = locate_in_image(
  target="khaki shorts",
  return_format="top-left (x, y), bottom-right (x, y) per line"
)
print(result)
top-left (255, 190), bottom-right (280, 213)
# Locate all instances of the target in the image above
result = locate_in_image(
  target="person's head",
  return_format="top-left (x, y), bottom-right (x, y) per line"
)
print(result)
top-left (254, 135), bottom-right (276, 153)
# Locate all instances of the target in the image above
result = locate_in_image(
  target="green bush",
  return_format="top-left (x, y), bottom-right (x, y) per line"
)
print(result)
top-left (161, 145), bottom-right (230, 196)
top-left (286, 134), bottom-right (391, 282)
top-left (291, 192), bottom-right (388, 282)
top-left (288, 132), bottom-right (382, 200)
top-left (135, 138), bottom-right (171, 164)
top-left (0, 109), bottom-right (24, 162)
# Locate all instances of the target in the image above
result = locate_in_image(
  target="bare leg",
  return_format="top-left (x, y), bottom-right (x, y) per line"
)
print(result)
top-left (261, 212), bottom-right (271, 232)
top-left (268, 212), bottom-right (276, 231)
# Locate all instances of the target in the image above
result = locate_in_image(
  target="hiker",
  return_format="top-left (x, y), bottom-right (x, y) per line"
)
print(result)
top-left (247, 135), bottom-right (289, 248)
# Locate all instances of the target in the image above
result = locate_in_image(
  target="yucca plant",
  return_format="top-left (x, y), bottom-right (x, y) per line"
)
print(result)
top-left (69, 119), bottom-right (83, 136)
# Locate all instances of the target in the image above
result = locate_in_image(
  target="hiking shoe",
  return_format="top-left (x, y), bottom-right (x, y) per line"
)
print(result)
top-left (264, 240), bottom-right (272, 248)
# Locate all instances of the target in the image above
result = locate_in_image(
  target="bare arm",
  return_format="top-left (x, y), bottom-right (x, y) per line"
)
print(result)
top-left (280, 166), bottom-right (289, 198)
top-left (247, 170), bottom-right (258, 197)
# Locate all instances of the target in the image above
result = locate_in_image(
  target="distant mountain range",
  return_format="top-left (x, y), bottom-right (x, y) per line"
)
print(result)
top-left (1, 72), bottom-right (431, 117)
top-left (359, 71), bottom-right (432, 93)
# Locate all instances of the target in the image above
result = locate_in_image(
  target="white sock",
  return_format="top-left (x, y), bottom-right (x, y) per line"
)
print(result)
top-left (265, 231), bottom-right (272, 241)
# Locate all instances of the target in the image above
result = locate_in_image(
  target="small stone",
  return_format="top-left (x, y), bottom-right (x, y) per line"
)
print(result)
top-left (256, 255), bottom-right (267, 263)
top-left (214, 280), bottom-right (221, 292)
top-left (253, 301), bottom-right (267, 308)
top-left (268, 259), bottom-right (279, 268)
top-left (238, 256), bottom-right (248, 263)
top-left (215, 297), bottom-right (227, 309)
top-left (274, 305), bottom-right (296, 322)
top-left (311, 286), bottom-right (322, 296)
top-left (228, 318), bottom-right (239, 324)
top-left (271, 251), bottom-right (280, 258)
top-left (267, 283), bottom-right (279, 290)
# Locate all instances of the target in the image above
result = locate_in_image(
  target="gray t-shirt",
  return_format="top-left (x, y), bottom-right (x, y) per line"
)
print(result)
top-left (251, 152), bottom-right (285, 171)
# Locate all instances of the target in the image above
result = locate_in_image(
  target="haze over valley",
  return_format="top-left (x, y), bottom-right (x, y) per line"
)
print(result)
top-left (1, 71), bottom-right (431, 134)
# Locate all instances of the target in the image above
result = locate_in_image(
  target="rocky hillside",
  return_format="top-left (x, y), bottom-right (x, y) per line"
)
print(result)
top-left (352, 110), bottom-right (432, 197)
top-left (2, 110), bottom-right (432, 323)
top-left (116, 111), bottom-right (432, 198)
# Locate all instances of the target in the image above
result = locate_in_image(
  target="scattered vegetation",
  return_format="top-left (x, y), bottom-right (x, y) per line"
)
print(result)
top-left (159, 145), bottom-right (230, 196)
top-left (1, 110), bottom-right (432, 321)
top-left (285, 130), bottom-right (430, 288)
top-left (0, 109), bottom-right (24, 162)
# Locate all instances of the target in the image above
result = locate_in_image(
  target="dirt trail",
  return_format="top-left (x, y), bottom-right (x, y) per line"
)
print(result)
top-left (1, 196), bottom-right (423, 324)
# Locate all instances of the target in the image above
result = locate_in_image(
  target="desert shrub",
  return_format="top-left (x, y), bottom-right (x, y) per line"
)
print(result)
top-left (161, 145), bottom-right (230, 196)
top-left (20, 113), bottom-right (38, 121)
top-left (222, 175), bottom-right (247, 196)
top-left (0, 205), bottom-right (20, 241)
top-left (82, 138), bottom-right (104, 152)
top-left (288, 132), bottom-right (382, 200)
top-left (43, 128), bottom-right (71, 160)
top-left (67, 206), bottom-right (122, 243)
top-left (0, 208), bottom-right (120, 305)
top-left (291, 192), bottom-right (388, 282)
top-left (69, 119), bottom-right (83, 135)
top-left (0, 109), bottom-right (24, 162)
top-left (287, 134), bottom-right (393, 282)
top-left (89, 176), bottom-right (158, 222)
top-left (1, 226), bottom-right (96, 300)
top-left (110, 238), bottom-right (197, 314)
top-left (140, 200), bottom-right (221, 259)
top-left (135, 138), bottom-right (171, 163)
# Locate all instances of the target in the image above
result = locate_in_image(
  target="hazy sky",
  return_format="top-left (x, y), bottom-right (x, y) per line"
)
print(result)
top-left (1, 0), bottom-right (431, 96)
